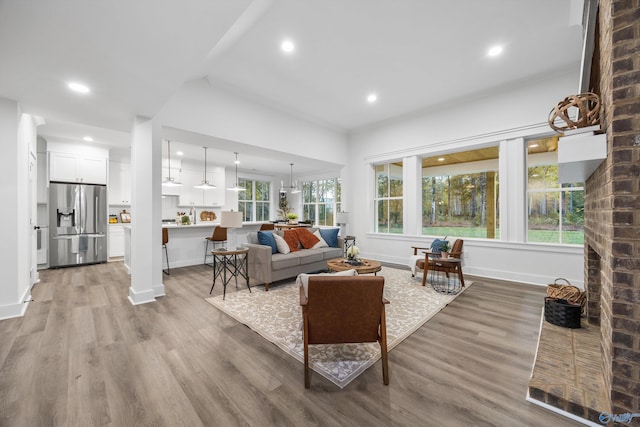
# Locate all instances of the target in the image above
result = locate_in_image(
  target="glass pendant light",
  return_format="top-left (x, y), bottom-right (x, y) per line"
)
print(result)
top-left (280, 163), bottom-right (300, 194)
top-left (194, 146), bottom-right (216, 190)
top-left (227, 152), bottom-right (246, 191)
top-left (162, 140), bottom-right (182, 187)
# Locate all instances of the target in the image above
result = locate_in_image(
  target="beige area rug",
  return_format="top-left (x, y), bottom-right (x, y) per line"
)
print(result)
top-left (205, 267), bottom-right (471, 388)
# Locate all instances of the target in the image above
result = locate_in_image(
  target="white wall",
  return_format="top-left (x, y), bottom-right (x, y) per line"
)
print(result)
top-left (346, 68), bottom-right (585, 287)
top-left (158, 78), bottom-right (349, 164)
top-left (0, 98), bottom-right (38, 319)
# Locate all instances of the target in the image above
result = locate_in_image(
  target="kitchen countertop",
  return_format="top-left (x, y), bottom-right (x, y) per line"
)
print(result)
top-left (116, 221), bottom-right (271, 228)
top-left (163, 221), bottom-right (269, 228)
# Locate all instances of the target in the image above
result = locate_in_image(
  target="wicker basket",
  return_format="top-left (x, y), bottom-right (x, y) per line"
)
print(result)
top-left (544, 297), bottom-right (581, 328)
top-left (547, 278), bottom-right (585, 311)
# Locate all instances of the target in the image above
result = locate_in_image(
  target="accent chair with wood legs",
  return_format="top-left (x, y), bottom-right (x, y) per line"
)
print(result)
top-left (300, 275), bottom-right (390, 388)
top-left (413, 238), bottom-right (465, 287)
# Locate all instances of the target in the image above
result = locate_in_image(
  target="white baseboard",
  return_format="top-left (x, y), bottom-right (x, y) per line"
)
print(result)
top-left (0, 288), bottom-right (32, 320)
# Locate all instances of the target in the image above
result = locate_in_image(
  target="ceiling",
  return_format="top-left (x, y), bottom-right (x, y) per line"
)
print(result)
top-left (0, 0), bottom-right (584, 173)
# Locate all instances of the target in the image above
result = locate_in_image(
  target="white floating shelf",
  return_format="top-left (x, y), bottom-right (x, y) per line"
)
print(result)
top-left (557, 129), bottom-right (607, 183)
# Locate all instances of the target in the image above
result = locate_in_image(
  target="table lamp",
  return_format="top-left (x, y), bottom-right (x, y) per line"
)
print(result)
top-left (220, 210), bottom-right (243, 249)
top-left (336, 211), bottom-right (349, 237)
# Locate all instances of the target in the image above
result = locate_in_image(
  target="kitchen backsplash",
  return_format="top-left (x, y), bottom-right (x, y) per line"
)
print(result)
top-left (107, 196), bottom-right (222, 223)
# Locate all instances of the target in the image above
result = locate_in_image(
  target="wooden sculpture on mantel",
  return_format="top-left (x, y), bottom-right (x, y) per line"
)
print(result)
top-left (548, 92), bottom-right (601, 133)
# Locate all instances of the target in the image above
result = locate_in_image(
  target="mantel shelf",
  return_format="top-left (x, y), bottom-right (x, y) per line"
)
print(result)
top-left (557, 130), bottom-right (607, 183)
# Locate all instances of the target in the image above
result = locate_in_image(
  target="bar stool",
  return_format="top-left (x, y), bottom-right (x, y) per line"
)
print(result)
top-left (162, 228), bottom-right (170, 275)
top-left (204, 226), bottom-right (227, 266)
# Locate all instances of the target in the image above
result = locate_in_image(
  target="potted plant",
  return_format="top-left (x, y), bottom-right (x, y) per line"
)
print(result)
top-left (286, 212), bottom-right (298, 224)
top-left (440, 241), bottom-right (451, 258)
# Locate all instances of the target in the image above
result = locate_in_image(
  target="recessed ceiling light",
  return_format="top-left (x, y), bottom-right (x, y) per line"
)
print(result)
top-left (487, 45), bottom-right (503, 57)
top-left (529, 143), bottom-right (539, 148)
top-left (176, 151), bottom-right (184, 156)
top-left (281, 40), bottom-right (295, 53)
top-left (367, 93), bottom-right (378, 103)
top-left (438, 157), bottom-right (445, 162)
top-left (82, 136), bottom-right (93, 142)
top-left (67, 82), bottom-right (90, 94)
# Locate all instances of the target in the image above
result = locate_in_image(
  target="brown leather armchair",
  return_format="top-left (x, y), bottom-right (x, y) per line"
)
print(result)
top-left (299, 275), bottom-right (390, 388)
top-left (414, 238), bottom-right (465, 287)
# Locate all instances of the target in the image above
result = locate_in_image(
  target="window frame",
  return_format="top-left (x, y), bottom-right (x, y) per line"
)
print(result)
top-left (238, 178), bottom-right (271, 222)
top-left (302, 178), bottom-right (342, 226)
top-left (373, 162), bottom-right (404, 234)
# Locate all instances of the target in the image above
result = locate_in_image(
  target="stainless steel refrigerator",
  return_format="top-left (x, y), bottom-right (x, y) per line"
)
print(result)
top-left (49, 182), bottom-right (107, 267)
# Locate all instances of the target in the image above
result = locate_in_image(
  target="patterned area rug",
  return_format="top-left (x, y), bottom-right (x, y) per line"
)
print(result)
top-left (205, 267), bottom-right (471, 388)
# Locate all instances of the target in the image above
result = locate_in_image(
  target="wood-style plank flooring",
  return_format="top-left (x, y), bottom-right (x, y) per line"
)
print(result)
top-left (0, 261), bottom-right (581, 426)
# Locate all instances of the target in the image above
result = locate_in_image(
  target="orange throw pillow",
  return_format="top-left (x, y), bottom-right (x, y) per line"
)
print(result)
top-left (296, 228), bottom-right (320, 249)
top-left (282, 229), bottom-right (300, 252)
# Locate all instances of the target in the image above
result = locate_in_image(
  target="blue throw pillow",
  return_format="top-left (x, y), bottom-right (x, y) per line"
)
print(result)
top-left (319, 228), bottom-right (340, 248)
top-left (430, 238), bottom-right (449, 253)
top-left (257, 231), bottom-right (277, 254)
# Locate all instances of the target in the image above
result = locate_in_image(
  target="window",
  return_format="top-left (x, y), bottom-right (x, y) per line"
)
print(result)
top-left (421, 147), bottom-right (500, 239)
top-left (527, 137), bottom-right (584, 245)
top-left (374, 162), bottom-right (403, 234)
top-left (238, 178), bottom-right (270, 222)
top-left (302, 178), bottom-right (341, 226)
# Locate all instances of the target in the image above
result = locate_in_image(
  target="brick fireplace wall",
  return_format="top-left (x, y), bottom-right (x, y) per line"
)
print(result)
top-left (585, 0), bottom-right (640, 416)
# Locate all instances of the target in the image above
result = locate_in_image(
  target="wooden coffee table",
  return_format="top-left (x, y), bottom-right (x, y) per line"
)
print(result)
top-left (327, 258), bottom-right (382, 275)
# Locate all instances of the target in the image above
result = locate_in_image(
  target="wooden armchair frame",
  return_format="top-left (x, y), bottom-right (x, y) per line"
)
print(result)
top-left (299, 276), bottom-right (390, 388)
top-left (412, 239), bottom-right (465, 287)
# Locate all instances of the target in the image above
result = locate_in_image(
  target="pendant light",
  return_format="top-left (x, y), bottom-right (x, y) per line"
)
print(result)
top-left (280, 163), bottom-right (300, 193)
top-left (227, 152), bottom-right (246, 191)
top-left (162, 140), bottom-right (182, 187)
top-left (194, 146), bottom-right (216, 190)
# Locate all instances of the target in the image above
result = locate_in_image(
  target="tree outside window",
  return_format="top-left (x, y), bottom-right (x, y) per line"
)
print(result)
top-left (302, 178), bottom-right (341, 226)
top-left (527, 166), bottom-right (584, 244)
top-left (238, 178), bottom-right (270, 222)
top-left (422, 172), bottom-right (499, 239)
top-left (527, 137), bottom-right (584, 245)
top-left (374, 162), bottom-right (403, 234)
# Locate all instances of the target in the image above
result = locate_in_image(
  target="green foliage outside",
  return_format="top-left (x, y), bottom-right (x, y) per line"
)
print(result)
top-left (302, 179), bottom-right (341, 225)
top-left (423, 226), bottom-right (583, 245)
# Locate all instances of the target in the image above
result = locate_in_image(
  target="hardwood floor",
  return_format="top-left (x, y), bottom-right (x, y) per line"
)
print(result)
top-left (0, 262), bottom-right (581, 426)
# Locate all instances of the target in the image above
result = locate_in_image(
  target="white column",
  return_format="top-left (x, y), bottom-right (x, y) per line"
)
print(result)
top-left (499, 137), bottom-right (527, 242)
top-left (403, 155), bottom-right (422, 236)
top-left (0, 98), bottom-right (33, 319)
top-left (129, 116), bottom-right (164, 305)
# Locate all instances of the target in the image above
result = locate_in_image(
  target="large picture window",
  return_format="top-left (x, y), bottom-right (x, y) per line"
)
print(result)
top-left (302, 178), bottom-right (341, 226)
top-left (238, 178), bottom-right (270, 222)
top-left (374, 162), bottom-right (403, 234)
top-left (527, 137), bottom-right (583, 245)
top-left (421, 147), bottom-right (499, 239)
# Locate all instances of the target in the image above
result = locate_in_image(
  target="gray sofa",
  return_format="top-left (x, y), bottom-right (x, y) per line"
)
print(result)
top-left (244, 229), bottom-right (343, 290)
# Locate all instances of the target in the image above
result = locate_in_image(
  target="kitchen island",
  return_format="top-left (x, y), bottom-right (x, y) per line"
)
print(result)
top-left (123, 222), bottom-right (268, 273)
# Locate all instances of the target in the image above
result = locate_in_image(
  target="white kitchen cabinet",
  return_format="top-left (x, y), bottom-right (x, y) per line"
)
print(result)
top-left (108, 161), bottom-right (131, 205)
top-left (203, 167), bottom-right (226, 207)
top-left (178, 169), bottom-right (204, 206)
top-left (109, 224), bottom-right (125, 258)
top-left (49, 152), bottom-right (107, 184)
